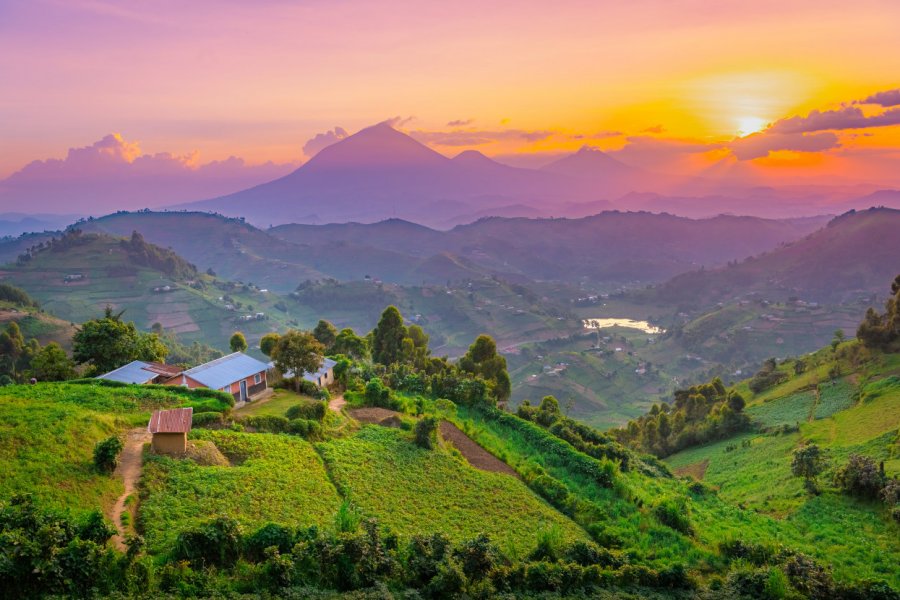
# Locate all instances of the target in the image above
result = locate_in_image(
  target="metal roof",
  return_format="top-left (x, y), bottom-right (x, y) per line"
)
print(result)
top-left (97, 360), bottom-right (159, 384)
top-left (302, 357), bottom-right (337, 383)
top-left (148, 407), bottom-right (193, 434)
top-left (182, 352), bottom-right (269, 390)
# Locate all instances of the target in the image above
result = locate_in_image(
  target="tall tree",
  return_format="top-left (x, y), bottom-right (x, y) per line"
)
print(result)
top-left (259, 333), bottom-right (280, 357)
top-left (312, 320), bottom-right (338, 352)
top-left (857, 274), bottom-right (900, 352)
top-left (229, 332), bottom-right (248, 353)
top-left (371, 306), bottom-right (408, 366)
top-left (333, 328), bottom-right (369, 360)
top-left (458, 334), bottom-right (511, 403)
top-left (73, 306), bottom-right (168, 374)
top-left (271, 330), bottom-right (325, 392)
top-left (0, 322), bottom-right (25, 380)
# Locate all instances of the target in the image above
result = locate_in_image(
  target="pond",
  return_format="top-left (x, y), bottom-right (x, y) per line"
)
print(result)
top-left (582, 318), bottom-right (664, 334)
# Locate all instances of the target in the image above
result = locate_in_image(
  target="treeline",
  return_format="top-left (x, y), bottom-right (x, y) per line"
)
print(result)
top-left (0, 283), bottom-right (37, 307)
top-left (121, 230), bottom-right (198, 279)
top-left (613, 378), bottom-right (750, 458)
top-left (0, 321), bottom-right (75, 385)
top-left (857, 273), bottom-right (900, 352)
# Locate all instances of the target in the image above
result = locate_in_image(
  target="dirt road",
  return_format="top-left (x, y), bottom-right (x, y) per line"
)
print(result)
top-left (110, 429), bottom-right (150, 551)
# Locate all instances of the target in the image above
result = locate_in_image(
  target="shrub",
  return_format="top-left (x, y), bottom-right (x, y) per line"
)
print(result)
top-left (242, 415), bottom-right (289, 433)
top-left (191, 411), bottom-right (224, 427)
top-left (171, 516), bottom-right (243, 568)
top-left (414, 416), bottom-right (439, 449)
top-left (834, 454), bottom-right (885, 499)
top-left (93, 435), bottom-right (124, 473)
top-left (286, 401), bottom-right (327, 421)
top-left (653, 497), bottom-right (693, 535)
top-left (245, 523), bottom-right (296, 562)
top-left (719, 539), bottom-right (774, 566)
top-left (286, 418), bottom-right (323, 440)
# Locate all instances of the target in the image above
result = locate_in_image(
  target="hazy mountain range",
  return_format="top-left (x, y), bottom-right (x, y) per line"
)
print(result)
top-left (3, 123), bottom-right (899, 230)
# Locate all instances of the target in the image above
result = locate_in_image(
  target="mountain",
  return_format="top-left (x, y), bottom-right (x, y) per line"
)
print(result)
top-left (174, 123), bottom-right (617, 228)
top-left (656, 207), bottom-right (900, 306)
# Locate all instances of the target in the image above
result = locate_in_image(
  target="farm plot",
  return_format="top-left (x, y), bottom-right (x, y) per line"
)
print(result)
top-left (747, 389), bottom-right (816, 428)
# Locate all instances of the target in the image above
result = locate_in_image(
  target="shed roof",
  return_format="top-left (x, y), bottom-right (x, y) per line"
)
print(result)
top-left (182, 352), bottom-right (269, 390)
top-left (148, 407), bottom-right (193, 434)
top-left (266, 357), bottom-right (336, 382)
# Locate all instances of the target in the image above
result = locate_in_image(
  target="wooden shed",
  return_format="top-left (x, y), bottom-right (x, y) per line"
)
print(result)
top-left (148, 407), bottom-right (193, 454)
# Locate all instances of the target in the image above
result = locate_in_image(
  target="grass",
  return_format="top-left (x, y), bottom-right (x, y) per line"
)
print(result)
top-left (233, 388), bottom-right (318, 418)
top-left (139, 429), bottom-right (342, 555)
top-left (315, 425), bottom-right (588, 557)
top-left (813, 378), bottom-right (856, 420)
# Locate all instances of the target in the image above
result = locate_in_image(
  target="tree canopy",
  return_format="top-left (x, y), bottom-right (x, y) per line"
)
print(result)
top-left (73, 307), bottom-right (168, 374)
top-left (271, 330), bottom-right (325, 392)
top-left (371, 306), bottom-right (407, 366)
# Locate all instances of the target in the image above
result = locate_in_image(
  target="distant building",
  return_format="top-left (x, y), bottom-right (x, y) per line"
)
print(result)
top-left (148, 407), bottom-right (193, 454)
top-left (268, 357), bottom-right (337, 388)
top-left (168, 352), bottom-right (269, 403)
top-left (96, 360), bottom-right (184, 385)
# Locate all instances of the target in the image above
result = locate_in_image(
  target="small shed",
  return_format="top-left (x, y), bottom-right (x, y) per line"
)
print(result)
top-left (148, 407), bottom-right (193, 454)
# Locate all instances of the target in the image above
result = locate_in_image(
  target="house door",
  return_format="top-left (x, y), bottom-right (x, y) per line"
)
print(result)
top-left (240, 380), bottom-right (248, 401)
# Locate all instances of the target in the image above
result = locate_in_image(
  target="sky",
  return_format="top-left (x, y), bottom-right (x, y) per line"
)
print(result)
top-left (1, 0), bottom-right (900, 193)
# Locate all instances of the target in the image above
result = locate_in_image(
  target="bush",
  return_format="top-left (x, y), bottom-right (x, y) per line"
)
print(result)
top-left (834, 454), bottom-right (885, 499)
top-left (192, 411), bottom-right (224, 427)
top-left (414, 416), bottom-right (439, 450)
top-left (171, 516), bottom-right (243, 568)
top-left (244, 523), bottom-right (296, 562)
top-left (286, 401), bottom-right (328, 421)
top-left (93, 435), bottom-right (124, 473)
top-left (653, 497), bottom-right (693, 535)
top-left (286, 418), bottom-right (323, 440)
top-left (242, 415), bottom-right (290, 433)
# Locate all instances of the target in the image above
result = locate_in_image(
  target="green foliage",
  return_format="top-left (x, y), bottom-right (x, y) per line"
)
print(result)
top-left (834, 454), bottom-right (886, 499)
top-left (371, 305), bottom-right (407, 365)
top-left (259, 332), bottom-right (280, 357)
top-left (171, 516), bottom-right (242, 568)
top-left (333, 328), bottom-right (369, 360)
top-left (414, 416), bottom-right (439, 449)
top-left (458, 334), bottom-right (511, 403)
top-left (28, 341), bottom-right (76, 381)
top-left (93, 435), bottom-right (123, 474)
top-left (616, 377), bottom-right (750, 457)
top-left (0, 282), bottom-right (37, 307)
top-left (857, 274), bottom-right (900, 352)
top-left (653, 497), bottom-right (693, 535)
top-left (271, 329), bottom-right (325, 392)
top-left (749, 359), bottom-right (790, 394)
top-left (74, 306), bottom-right (168, 374)
top-left (191, 411), bottom-right (223, 427)
top-left (121, 230), bottom-right (197, 279)
top-left (312, 319), bottom-right (338, 351)
top-left (285, 400), bottom-right (328, 421)
top-left (229, 331), bottom-right (248, 353)
top-left (791, 444), bottom-right (827, 493)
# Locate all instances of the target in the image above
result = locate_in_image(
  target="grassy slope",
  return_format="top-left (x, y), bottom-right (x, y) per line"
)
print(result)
top-left (664, 345), bottom-right (900, 585)
top-left (0, 382), bottom-right (230, 516)
top-left (316, 425), bottom-right (589, 556)
top-left (140, 430), bottom-right (342, 555)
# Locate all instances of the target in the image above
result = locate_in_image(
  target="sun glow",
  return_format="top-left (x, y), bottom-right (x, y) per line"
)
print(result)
top-left (736, 116), bottom-right (768, 136)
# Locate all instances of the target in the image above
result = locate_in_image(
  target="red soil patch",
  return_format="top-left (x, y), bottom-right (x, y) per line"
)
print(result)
top-left (439, 421), bottom-right (519, 478)
top-left (349, 407), bottom-right (402, 425)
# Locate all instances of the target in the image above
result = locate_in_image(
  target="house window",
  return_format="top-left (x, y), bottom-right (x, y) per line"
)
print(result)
top-left (254, 373), bottom-right (262, 384)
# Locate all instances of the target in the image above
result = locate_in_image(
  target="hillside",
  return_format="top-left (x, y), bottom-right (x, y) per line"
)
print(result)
top-left (656, 207), bottom-right (900, 306)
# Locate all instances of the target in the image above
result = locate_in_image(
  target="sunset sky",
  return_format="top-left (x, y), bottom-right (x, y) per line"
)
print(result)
top-left (2, 0), bottom-right (900, 187)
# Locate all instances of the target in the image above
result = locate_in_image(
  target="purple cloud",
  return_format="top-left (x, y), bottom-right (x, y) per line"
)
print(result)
top-left (769, 106), bottom-right (900, 134)
top-left (642, 124), bottom-right (666, 134)
top-left (729, 131), bottom-right (840, 160)
top-left (302, 127), bottom-right (349, 158)
top-left (860, 89), bottom-right (900, 107)
top-left (447, 119), bottom-right (473, 127)
top-left (409, 129), bottom-right (554, 147)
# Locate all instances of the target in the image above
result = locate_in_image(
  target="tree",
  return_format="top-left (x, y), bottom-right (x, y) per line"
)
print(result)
top-left (857, 274), bottom-right (900, 351)
top-left (791, 444), bottom-right (826, 494)
top-left (230, 331), bottom-right (248, 353)
top-left (371, 306), bottom-right (407, 365)
top-left (29, 342), bottom-right (76, 381)
top-left (0, 322), bottom-right (25, 380)
top-left (333, 328), bottom-right (369, 360)
top-left (313, 320), bottom-right (338, 351)
top-left (414, 417), bottom-right (439, 449)
top-left (831, 329), bottom-right (845, 352)
top-left (458, 334), bottom-right (511, 403)
top-left (260, 333), bottom-right (280, 357)
top-left (271, 330), bottom-right (325, 392)
top-left (73, 307), bottom-right (168, 374)
top-left (93, 436), bottom-right (124, 473)
top-left (834, 454), bottom-right (885, 499)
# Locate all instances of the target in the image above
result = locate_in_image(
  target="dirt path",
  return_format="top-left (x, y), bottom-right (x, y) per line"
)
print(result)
top-left (110, 429), bottom-right (150, 551)
top-left (674, 459), bottom-right (709, 480)
top-left (439, 421), bottom-right (519, 478)
top-left (328, 394), bottom-right (346, 413)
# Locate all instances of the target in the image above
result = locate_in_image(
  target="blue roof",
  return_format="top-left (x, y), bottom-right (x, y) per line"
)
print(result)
top-left (97, 360), bottom-right (157, 384)
top-left (302, 357), bottom-right (337, 383)
top-left (182, 352), bottom-right (269, 390)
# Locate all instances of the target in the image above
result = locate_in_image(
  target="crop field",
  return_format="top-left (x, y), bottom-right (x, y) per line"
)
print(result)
top-left (139, 430), bottom-right (342, 555)
top-left (315, 425), bottom-right (588, 556)
top-left (813, 378), bottom-right (856, 419)
top-left (746, 389), bottom-right (816, 428)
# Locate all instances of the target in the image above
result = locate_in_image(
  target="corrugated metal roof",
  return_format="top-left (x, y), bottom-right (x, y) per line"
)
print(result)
top-left (303, 357), bottom-right (337, 383)
top-left (97, 360), bottom-right (158, 384)
top-left (182, 352), bottom-right (268, 390)
top-left (148, 407), bottom-right (193, 433)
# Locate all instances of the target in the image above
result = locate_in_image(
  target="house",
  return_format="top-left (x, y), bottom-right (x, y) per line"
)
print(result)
top-left (268, 357), bottom-right (337, 388)
top-left (97, 360), bottom-right (184, 385)
top-left (168, 352), bottom-right (269, 403)
top-left (148, 407), bottom-right (192, 454)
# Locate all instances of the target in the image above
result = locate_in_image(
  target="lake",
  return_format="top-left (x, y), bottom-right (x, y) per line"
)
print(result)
top-left (583, 318), bottom-right (664, 334)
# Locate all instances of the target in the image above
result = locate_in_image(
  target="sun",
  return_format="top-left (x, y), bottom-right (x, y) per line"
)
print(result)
top-left (736, 116), bottom-right (769, 136)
